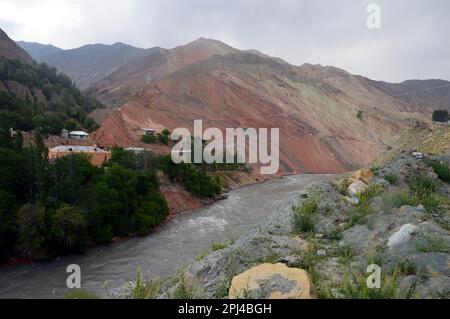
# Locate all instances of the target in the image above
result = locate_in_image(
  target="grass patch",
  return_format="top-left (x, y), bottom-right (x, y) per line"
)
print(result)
top-left (382, 187), bottom-right (447, 214)
top-left (383, 173), bottom-right (399, 185)
top-left (125, 268), bottom-right (161, 299)
top-left (325, 228), bottom-right (343, 241)
top-left (427, 160), bottom-right (450, 183)
top-left (63, 289), bottom-right (100, 299)
top-left (347, 184), bottom-right (383, 226)
top-left (196, 241), bottom-right (232, 261)
top-left (416, 236), bottom-right (449, 253)
top-left (337, 245), bottom-right (356, 264)
top-left (171, 270), bottom-right (202, 299)
top-left (396, 260), bottom-right (416, 276)
top-left (348, 201), bottom-right (373, 226)
top-left (338, 178), bottom-right (351, 196)
top-left (411, 173), bottom-right (436, 198)
top-left (336, 270), bottom-right (398, 299)
top-left (292, 198), bottom-right (318, 235)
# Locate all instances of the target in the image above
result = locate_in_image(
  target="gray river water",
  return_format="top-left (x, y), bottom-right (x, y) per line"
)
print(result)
top-left (0, 174), bottom-right (334, 299)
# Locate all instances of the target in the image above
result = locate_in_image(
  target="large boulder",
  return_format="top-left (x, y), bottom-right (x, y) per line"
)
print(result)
top-left (386, 224), bottom-right (419, 249)
top-left (228, 263), bottom-right (316, 299)
top-left (347, 180), bottom-right (368, 196)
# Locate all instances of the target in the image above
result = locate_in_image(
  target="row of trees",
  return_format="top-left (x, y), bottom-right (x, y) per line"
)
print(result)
top-left (0, 129), bottom-right (225, 261)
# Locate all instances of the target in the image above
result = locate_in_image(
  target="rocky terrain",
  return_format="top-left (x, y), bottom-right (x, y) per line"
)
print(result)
top-left (92, 48), bottom-right (426, 174)
top-left (149, 154), bottom-right (449, 299)
top-left (89, 38), bottom-right (238, 107)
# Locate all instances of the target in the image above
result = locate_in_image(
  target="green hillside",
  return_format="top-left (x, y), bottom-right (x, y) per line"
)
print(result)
top-left (0, 56), bottom-right (102, 135)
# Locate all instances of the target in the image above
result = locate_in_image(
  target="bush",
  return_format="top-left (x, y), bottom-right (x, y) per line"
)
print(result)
top-left (141, 134), bottom-right (157, 144)
top-left (357, 110), bottom-right (363, 119)
top-left (159, 129), bottom-right (171, 145)
top-left (293, 199), bottom-right (318, 234)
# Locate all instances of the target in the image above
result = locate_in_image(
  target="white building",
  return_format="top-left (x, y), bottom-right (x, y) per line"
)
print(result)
top-left (69, 131), bottom-right (90, 140)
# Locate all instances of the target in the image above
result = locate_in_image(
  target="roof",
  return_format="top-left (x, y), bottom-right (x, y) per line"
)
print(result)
top-left (50, 145), bottom-right (110, 153)
top-left (125, 147), bottom-right (146, 152)
top-left (141, 128), bottom-right (156, 131)
top-left (69, 131), bottom-right (90, 136)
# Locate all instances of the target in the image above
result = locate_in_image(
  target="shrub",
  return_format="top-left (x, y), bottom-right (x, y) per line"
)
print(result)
top-left (293, 199), bottom-right (318, 234)
top-left (141, 134), bottom-right (157, 144)
top-left (432, 110), bottom-right (449, 122)
top-left (357, 110), bottom-right (363, 119)
top-left (159, 129), bottom-right (171, 145)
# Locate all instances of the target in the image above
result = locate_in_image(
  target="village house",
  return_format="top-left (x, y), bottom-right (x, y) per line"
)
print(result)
top-left (48, 145), bottom-right (112, 167)
top-left (69, 131), bottom-right (90, 140)
top-left (141, 128), bottom-right (156, 136)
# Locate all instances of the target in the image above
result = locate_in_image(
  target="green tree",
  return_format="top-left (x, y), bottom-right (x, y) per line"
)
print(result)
top-left (49, 205), bottom-right (87, 254)
top-left (432, 109), bottom-right (449, 122)
top-left (17, 204), bottom-right (47, 258)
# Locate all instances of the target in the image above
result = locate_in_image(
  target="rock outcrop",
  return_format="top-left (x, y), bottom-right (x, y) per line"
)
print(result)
top-left (158, 154), bottom-right (450, 299)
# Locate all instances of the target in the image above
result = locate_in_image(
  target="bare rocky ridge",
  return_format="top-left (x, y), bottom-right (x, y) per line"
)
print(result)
top-left (89, 38), bottom-right (238, 107)
top-left (93, 48), bottom-right (428, 173)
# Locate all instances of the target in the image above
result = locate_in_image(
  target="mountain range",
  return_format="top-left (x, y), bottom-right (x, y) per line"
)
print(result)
top-left (9, 31), bottom-right (450, 174)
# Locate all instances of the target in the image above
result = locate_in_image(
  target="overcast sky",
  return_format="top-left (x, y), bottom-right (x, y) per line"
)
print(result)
top-left (0, 0), bottom-right (449, 82)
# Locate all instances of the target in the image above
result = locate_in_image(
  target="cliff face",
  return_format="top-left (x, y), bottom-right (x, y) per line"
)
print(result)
top-left (93, 51), bottom-right (426, 174)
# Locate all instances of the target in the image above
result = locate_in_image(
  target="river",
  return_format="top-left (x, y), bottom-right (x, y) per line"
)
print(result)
top-left (0, 174), bottom-right (334, 299)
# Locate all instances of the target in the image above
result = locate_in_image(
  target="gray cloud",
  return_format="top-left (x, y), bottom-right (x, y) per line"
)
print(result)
top-left (0, 0), bottom-right (449, 82)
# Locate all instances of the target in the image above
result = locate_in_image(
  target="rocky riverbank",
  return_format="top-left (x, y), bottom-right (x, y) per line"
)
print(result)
top-left (153, 153), bottom-right (450, 299)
